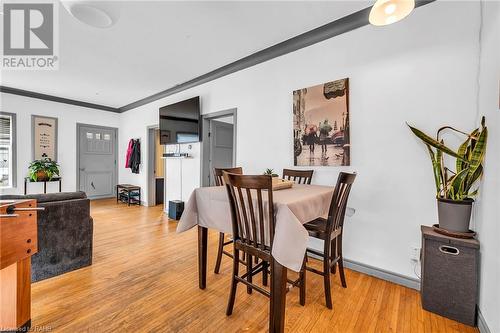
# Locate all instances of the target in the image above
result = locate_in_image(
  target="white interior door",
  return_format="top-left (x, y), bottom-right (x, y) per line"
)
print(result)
top-left (208, 120), bottom-right (234, 185)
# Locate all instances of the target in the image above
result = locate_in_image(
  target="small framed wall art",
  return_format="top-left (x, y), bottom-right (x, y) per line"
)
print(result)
top-left (32, 115), bottom-right (58, 161)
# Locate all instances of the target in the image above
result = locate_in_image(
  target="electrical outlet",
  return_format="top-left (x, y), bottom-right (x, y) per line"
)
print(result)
top-left (410, 246), bottom-right (421, 262)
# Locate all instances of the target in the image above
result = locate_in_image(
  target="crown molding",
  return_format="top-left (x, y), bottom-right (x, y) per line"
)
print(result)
top-left (0, 86), bottom-right (120, 113)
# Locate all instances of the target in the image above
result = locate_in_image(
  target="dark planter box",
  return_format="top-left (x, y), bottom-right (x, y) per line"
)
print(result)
top-left (420, 226), bottom-right (479, 326)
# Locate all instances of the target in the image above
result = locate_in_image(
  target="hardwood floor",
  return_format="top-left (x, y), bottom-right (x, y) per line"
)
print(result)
top-left (31, 199), bottom-right (478, 333)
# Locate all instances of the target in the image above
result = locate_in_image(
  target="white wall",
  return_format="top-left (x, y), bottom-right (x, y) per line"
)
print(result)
top-left (119, 1), bottom-right (498, 329)
top-left (475, 1), bottom-right (500, 332)
top-left (119, 0), bottom-right (482, 276)
top-left (0, 93), bottom-right (120, 195)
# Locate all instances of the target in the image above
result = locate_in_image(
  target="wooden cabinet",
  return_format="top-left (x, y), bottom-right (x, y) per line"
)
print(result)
top-left (0, 199), bottom-right (39, 332)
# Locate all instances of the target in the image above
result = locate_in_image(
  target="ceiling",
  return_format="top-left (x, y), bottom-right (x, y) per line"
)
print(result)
top-left (0, 1), bottom-right (371, 108)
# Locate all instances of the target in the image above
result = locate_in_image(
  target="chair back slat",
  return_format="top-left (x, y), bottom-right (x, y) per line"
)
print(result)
top-left (268, 187), bottom-right (275, 243)
top-left (233, 195), bottom-right (245, 243)
top-left (223, 173), bottom-right (275, 250)
top-left (326, 172), bottom-right (356, 235)
top-left (214, 167), bottom-right (243, 186)
top-left (256, 190), bottom-right (265, 250)
top-left (282, 169), bottom-right (314, 185)
top-left (236, 187), bottom-right (251, 244)
top-left (246, 188), bottom-right (259, 247)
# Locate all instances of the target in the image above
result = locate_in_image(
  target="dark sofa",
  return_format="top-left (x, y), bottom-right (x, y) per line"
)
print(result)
top-left (0, 191), bottom-right (93, 282)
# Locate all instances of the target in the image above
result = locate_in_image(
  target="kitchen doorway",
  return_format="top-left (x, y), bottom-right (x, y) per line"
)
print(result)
top-left (201, 109), bottom-right (237, 187)
top-left (147, 126), bottom-right (165, 206)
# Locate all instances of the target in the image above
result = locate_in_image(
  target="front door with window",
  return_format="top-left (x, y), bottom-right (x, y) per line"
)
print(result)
top-left (78, 124), bottom-right (117, 199)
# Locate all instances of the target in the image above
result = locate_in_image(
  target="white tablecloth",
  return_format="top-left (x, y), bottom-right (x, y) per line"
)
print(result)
top-left (177, 184), bottom-right (354, 272)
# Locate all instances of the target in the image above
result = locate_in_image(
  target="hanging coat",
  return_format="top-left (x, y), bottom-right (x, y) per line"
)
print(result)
top-left (129, 140), bottom-right (141, 174)
top-left (125, 139), bottom-right (134, 168)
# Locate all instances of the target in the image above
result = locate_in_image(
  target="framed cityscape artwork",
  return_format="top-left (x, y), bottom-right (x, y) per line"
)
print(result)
top-left (293, 78), bottom-right (350, 166)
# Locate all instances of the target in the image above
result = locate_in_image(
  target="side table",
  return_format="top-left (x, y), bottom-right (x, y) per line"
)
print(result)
top-left (24, 177), bottom-right (62, 195)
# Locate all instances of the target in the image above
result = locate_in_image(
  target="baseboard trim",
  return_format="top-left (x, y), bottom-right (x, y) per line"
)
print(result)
top-left (307, 253), bottom-right (421, 290)
top-left (343, 258), bottom-right (421, 290)
top-left (477, 309), bottom-right (491, 333)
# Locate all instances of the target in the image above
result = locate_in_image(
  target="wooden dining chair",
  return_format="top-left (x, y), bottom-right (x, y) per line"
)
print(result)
top-left (303, 172), bottom-right (356, 309)
top-left (223, 173), bottom-right (305, 316)
top-left (282, 169), bottom-right (314, 184)
top-left (213, 167), bottom-right (243, 274)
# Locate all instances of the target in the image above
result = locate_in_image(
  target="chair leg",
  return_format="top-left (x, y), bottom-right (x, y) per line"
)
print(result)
top-left (330, 238), bottom-right (337, 274)
top-left (246, 254), bottom-right (253, 294)
top-left (323, 251), bottom-right (333, 309)
top-left (338, 236), bottom-right (347, 288)
top-left (226, 249), bottom-right (240, 316)
top-left (299, 258), bottom-right (306, 306)
top-left (214, 232), bottom-right (225, 274)
top-left (262, 261), bottom-right (268, 286)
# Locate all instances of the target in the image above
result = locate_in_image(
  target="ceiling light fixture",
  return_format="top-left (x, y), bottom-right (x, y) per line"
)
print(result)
top-left (62, 1), bottom-right (117, 28)
top-left (369, 0), bottom-right (415, 26)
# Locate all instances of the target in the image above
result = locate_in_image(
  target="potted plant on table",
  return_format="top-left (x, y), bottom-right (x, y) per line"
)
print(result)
top-left (263, 168), bottom-right (279, 177)
top-left (407, 117), bottom-right (488, 233)
top-left (28, 158), bottom-right (60, 181)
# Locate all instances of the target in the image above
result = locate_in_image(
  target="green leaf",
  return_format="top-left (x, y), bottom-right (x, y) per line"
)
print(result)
top-left (449, 186), bottom-right (456, 200)
top-left (466, 189), bottom-right (478, 198)
top-left (467, 126), bottom-right (487, 183)
top-left (456, 136), bottom-right (471, 173)
top-left (437, 126), bottom-right (472, 139)
top-left (465, 164), bottom-right (483, 193)
top-left (447, 169), bottom-right (469, 200)
top-left (407, 124), bottom-right (466, 161)
top-left (436, 140), bottom-right (445, 191)
top-left (425, 144), bottom-right (441, 195)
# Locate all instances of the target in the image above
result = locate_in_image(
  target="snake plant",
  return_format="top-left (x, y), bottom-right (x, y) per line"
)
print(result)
top-left (407, 117), bottom-right (487, 201)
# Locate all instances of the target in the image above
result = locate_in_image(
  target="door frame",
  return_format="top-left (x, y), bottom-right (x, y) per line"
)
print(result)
top-left (76, 123), bottom-right (119, 199)
top-left (201, 108), bottom-right (237, 187)
top-left (146, 125), bottom-right (163, 207)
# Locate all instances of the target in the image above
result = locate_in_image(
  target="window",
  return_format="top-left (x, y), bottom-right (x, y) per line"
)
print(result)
top-left (0, 112), bottom-right (16, 188)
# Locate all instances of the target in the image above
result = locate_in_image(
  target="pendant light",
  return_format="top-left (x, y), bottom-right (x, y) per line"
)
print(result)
top-left (369, 0), bottom-right (415, 26)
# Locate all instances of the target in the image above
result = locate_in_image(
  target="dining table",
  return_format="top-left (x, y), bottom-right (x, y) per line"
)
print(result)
top-left (177, 183), bottom-right (354, 333)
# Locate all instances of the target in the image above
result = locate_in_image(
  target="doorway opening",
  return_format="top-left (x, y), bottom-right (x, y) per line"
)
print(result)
top-left (201, 109), bottom-right (237, 187)
top-left (147, 126), bottom-right (165, 206)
